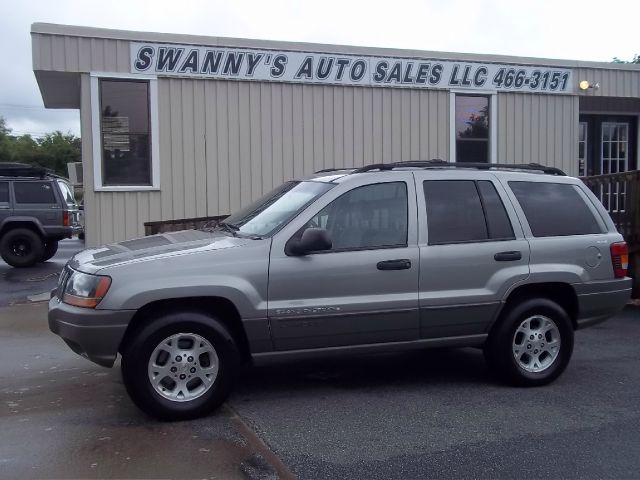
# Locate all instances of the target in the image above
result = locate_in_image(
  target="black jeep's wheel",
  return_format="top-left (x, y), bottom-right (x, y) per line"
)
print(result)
top-left (121, 311), bottom-right (241, 421)
top-left (484, 298), bottom-right (574, 387)
top-left (0, 228), bottom-right (45, 268)
top-left (41, 240), bottom-right (59, 262)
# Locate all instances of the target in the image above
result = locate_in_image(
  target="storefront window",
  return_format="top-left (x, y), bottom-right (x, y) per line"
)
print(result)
top-left (99, 80), bottom-right (152, 186)
top-left (455, 95), bottom-right (490, 163)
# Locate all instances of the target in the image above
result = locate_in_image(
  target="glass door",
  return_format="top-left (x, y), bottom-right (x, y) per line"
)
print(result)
top-left (600, 122), bottom-right (629, 212)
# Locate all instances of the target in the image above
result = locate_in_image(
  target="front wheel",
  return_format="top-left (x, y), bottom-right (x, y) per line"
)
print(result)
top-left (121, 311), bottom-right (240, 421)
top-left (484, 298), bottom-right (574, 387)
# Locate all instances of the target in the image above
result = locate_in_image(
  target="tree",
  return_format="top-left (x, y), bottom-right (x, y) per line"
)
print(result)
top-left (0, 116), bottom-right (81, 177)
top-left (612, 54), bottom-right (640, 64)
top-left (0, 117), bottom-right (11, 162)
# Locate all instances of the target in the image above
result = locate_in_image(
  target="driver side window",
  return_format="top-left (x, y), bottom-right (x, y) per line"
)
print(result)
top-left (303, 182), bottom-right (408, 250)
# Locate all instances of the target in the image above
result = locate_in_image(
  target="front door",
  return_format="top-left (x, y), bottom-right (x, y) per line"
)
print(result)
top-left (267, 174), bottom-right (420, 351)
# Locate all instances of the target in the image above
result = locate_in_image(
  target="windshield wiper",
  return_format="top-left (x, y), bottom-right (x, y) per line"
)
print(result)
top-left (217, 222), bottom-right (239, 236)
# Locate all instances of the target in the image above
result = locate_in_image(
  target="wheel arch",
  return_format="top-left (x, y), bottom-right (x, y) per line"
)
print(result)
top-left (492, 282), bottom-right (579, 333)
top-left (119, 296), bottom-right (252, 363)
top-left (0, 219), bottom-right (45, 238)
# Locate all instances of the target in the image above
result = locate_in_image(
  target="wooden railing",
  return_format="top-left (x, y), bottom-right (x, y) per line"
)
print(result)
top-left (581, 170), bottom-right (640, 252)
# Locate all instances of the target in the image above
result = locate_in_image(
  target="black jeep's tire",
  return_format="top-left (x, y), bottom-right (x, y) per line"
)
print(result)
top-left (121, 311), bottom-right (241, 421)
top-left (41, 240), bottom-right (59, 262)
top-left (0, 228), bottom-right (45, 268)
top-left (484, 298), bottom-right (574, 387)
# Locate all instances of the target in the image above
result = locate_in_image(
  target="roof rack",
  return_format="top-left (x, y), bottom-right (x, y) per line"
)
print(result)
top-left (346, 160), bottom-right (566, 176)
top-left (0, 163), bottom-right (54, 179)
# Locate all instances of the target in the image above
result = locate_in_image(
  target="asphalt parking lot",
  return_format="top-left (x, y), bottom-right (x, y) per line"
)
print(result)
top-left (0, 239), bottom-right (84, 307)
top-left (1, 291), bottom-right (639, 478)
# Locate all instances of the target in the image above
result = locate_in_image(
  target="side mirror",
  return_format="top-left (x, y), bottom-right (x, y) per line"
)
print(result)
top-left (288, 228), bottom-right (332, 255)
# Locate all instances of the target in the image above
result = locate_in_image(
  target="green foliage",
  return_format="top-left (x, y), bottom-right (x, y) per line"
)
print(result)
top-left (613, 54), bottom-right (640, 64)
top-left (0, 116), bottom-right (80, 177)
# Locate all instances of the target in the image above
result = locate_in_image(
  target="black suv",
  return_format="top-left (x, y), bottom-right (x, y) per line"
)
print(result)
top-left (0, 163), bottom-right (81, 267)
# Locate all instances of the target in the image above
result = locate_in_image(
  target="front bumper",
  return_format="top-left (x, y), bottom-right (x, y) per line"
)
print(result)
top-left (574, 278), bottom-right (633, 329)
top-left (48, 296), bottom-right (135, 367)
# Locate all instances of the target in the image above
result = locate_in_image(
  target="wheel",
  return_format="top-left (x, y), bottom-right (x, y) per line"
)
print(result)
top-left (484, 298), bottom-right (574, 387)
top-left (121, 311), bottom-right (241, 421)
top-left (41, 240), bottom-right (59, 262)
top-left (0, 228), bottom-right (45, 268)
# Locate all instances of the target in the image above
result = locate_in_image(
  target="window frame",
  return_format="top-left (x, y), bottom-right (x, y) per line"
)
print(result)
top-left (90, 72), bottom-right (160, 192)
top-left (449, 90), bottom-right (497, 164)
top-left (423, 179), bottom-right (515, 246)
top-left (286, 181), bottom-right (410, 255)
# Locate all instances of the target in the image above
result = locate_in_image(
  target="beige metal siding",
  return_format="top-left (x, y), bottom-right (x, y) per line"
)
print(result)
top-left (81, 77), bottom-right (449, 245)
top-left (575, 68), bottom-right (640, 98)
top-left (497, 93), bottom-right (579, 176)
top-left (33, 33), bottom-right (130, 73)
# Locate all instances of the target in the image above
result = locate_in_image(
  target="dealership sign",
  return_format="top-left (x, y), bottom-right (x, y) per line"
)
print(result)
top-left (131, 42), bottom-right (574, 94)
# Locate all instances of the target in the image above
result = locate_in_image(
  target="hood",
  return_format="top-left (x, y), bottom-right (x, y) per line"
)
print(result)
top-left (69, 229), bottom-right (252, 273)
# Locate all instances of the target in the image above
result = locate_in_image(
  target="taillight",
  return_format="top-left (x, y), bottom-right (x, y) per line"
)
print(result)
top-left (610, 242), bottom-right (629, 278)
top-left (62, 210), bottom-right (70, 226)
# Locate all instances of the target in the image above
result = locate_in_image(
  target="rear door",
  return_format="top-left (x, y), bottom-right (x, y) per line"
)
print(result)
top-left (0, 181), bottom-right (12, 225)
top-left (415, 171), bottom-right (530, 339)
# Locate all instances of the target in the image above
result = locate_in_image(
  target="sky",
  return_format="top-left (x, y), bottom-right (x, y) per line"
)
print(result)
top-left (1, 0), bottom-right (638, 138)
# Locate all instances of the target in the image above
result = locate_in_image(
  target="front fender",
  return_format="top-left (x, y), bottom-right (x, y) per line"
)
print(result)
top-left (102, 275), bottom-right (268, 319)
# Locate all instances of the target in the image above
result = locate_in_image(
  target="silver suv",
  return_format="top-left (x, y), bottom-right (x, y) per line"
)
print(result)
top-left (48, 161), bottom-right (632, 420)
top-left (1, 163), bottom-right (81, 267)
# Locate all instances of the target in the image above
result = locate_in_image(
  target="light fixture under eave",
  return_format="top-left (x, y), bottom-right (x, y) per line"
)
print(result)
top-left (579, 80), bottom-right (600, 90)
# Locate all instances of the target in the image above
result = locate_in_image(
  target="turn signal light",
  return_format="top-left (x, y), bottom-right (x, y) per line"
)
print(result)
top-left (610, 242), bottom-right (629, 278)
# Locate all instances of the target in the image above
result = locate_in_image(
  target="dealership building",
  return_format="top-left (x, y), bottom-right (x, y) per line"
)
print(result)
top-left (31, 23), bottom-right (640, 246)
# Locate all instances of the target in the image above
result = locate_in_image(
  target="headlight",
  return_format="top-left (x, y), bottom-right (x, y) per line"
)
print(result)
top-left (62, 270), bottom-right (112, 309)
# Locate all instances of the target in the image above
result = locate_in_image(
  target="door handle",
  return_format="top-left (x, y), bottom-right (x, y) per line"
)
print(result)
top-left (377, 259), bottom-right (411, 270)
top-left (494, 251), bottom-right (522, 262)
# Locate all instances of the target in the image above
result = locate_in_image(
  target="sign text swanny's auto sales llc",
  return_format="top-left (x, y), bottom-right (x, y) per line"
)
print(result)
top-left (130, 42), bottom-right (574, 94)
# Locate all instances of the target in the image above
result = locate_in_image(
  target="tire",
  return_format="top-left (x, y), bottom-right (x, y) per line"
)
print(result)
top-left (484, 298), bottom-right (574, 387)
top-left (41, 240), bottom-right (59, 262)
top-left (121, 311), bottom-right (241, 421)
top-left (0, 228), bottom-right (45, 268)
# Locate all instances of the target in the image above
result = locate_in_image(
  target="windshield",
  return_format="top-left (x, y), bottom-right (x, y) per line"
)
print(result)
top-left (57, 179), bottom-right (77, 207)
top-left (220, 181), bottom-right (334, 237)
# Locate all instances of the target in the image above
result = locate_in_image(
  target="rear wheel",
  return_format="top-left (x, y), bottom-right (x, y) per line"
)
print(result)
top-left (484, 298), bottom-right (574, 386)
top-left (121, 311), bottom-right (240, 421)
top-left (41, 240), bottom-right (59, 262)
top-left (0, 228), bottom-right (45, 268)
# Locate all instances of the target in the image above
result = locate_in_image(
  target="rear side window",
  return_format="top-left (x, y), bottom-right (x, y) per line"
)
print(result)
top-left (14, 181), bottom-right (57, 204)
top-left (477, 181), bottom-right (514, 240)
top-left (509, 181), bottom-right (602, 237)
top-left (423, 180), bottom-right (514, 245)
top-left (0, 182), bottom-right (8, 203)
